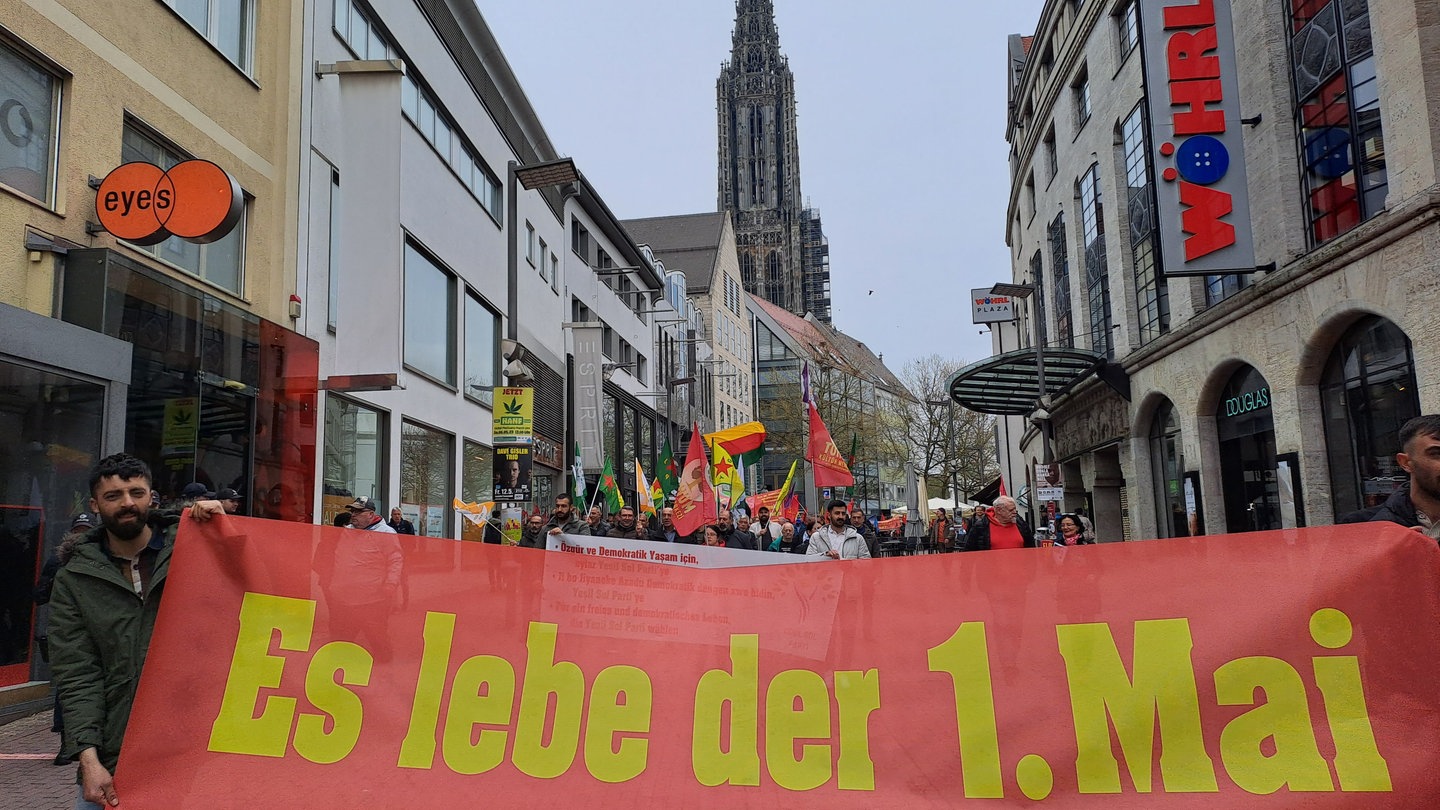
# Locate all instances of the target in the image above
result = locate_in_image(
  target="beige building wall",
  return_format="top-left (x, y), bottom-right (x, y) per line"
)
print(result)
top-left (2, 0), bottom-right (301, 324)
top-left (702, 215), bottom-right (755, 430)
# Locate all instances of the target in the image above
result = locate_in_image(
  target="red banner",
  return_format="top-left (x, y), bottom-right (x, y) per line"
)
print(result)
top-left (118, 519), bottom-right (1440, 807)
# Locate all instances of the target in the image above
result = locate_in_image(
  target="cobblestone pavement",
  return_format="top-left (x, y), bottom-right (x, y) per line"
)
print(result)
top-left (0, 710), bottom-right (73, 810)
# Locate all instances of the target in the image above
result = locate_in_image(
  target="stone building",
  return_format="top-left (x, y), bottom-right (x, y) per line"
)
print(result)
top-left (717, 0), bottom-right (831, 323)
top-left (957, 0), bottom-right (1440, 541)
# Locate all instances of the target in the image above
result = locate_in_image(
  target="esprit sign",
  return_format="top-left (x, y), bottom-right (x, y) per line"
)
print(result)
top-left (1139, 0), bottom-right (1256, 276)
top-left (95, 160), bottom-right (242, 245)
top-left (971, 288), bottom-right (1017, 324)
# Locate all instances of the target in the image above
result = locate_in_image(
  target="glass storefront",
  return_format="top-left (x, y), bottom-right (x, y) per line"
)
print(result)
top-left (1217, 366), bottom-right (1281, 533)
top-left (322, 394), bottom-right (386, 526)
top-left (400, 420), bottom-right (453, 539)
top-left (1321, 316), bottom-right (1419, 515)
top-left (459, 438), bottom-right (492, 543)
top-left (61, 249), bottom-right (318, 519)
top-left (0, 360), bottom-right (106, 684)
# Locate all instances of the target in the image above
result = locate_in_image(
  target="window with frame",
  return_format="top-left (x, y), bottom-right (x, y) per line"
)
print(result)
top-left (164, 0), bottom-right (254, 72)
top-left (400, 420), bottom-right (454, 538)
top-left (1121, 105), bottom-right (1169, 344)
top-left (326, 165), bottom-right (341, 330)
top-left (322, 394), bottom-right (385, 523)
top-left (1048, 213), bottom-right (1073, 348)
top-left (1072, 68), bottom-right (1091, 129)
top-left (1043, 127), bottom-right (1057, 182)
top-left (1117, 0), bottom-right (1139, 56)
top-left (526, 222), bottom-right (536, 265)
top-left (550, 253), bottom-right (559, 291)
top-left (0, 39), bottom-right (62, 204)
top-left (403, 242), bottom-right (456, 386)
top-left (572, 220), bottom-right (591, 264)
top-left (1030, 250), bottom-right (1048, 349)
top-left (1285, 0), bottom-right (1387, 245)
top-left (1078, 164), bottom-right (1113, 358)
top-left (400, 74), bottom-right (503, 223)
top-left (333, 0), bottom-right (389, 60)
top-left (121, 123), bottom-right (247, 294)
top-left (459, 438), bottom-right (493, 542)
top-left (536, 237), bottom-right (549, 281)
top-left (464, 292), bottom-right (498, 406)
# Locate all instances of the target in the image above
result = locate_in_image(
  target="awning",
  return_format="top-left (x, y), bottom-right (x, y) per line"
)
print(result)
top-left (947, 348), bottom-right (1108, 416)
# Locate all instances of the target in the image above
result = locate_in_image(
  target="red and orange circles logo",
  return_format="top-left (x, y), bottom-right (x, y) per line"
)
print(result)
top-left (95, 160), bottom-right (243, 246)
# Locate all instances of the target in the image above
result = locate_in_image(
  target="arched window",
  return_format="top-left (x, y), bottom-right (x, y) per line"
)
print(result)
top-left (1320, 315), bottom-right (1419, 516)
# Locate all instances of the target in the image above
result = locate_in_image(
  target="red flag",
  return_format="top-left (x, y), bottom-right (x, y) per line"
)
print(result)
top-left (806, 401), bottom-right (855, 487)
top-left (782, 492), bottom-right (801, 522)
top-left (998, 476), bottom-right (1008, 498)
top-left (671, 424), bottom-right (717, 536)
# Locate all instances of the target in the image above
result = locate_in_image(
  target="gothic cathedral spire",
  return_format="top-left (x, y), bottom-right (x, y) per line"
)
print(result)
top-left (717, 0), bottom-right (831, 322)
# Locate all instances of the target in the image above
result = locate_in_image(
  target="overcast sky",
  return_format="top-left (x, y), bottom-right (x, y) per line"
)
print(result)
top-left (479, 0), bottom-right (1047, 375)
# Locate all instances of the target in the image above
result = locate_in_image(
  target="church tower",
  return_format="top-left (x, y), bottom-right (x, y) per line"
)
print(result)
top-left (717, 0), bottom-right (831, 322)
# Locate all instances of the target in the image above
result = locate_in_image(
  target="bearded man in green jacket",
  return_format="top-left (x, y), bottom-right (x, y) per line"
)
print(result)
top-left (49, 453), bottom-right (225, 808)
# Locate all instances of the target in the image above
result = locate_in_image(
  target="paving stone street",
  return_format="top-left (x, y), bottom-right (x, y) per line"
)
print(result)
top-left (1, 711), bottom-right (74, 810)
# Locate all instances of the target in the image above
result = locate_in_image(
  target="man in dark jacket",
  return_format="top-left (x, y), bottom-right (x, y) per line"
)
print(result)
top-left (1340, 414), bottom-right (1440, 542)
top-left (545, 493), bottom-right (590, 538)
top-left (606, 506), bottom-right (644, 539)
top-left (387, 507), bottom-right (416, 535)
top-left (963, 496), bottom-right (1037, 551)
top-left (519, 513), bottom-right (547, 548)
top-left (49, 453), bottom-right (225, 808)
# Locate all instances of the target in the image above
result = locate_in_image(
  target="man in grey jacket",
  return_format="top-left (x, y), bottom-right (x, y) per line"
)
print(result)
top-left (807, 499), bottom-right (871, 560)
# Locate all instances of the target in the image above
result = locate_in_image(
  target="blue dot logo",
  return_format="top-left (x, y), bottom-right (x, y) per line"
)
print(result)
top-left (1175, 135), bottom-right (1229, 185)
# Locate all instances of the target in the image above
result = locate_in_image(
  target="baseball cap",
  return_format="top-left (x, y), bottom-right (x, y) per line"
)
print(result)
top-left (346, 496), bottom-right (379, 512)
top-left (181, 482), bottom-right (213, 499)
top-left (71, 512), bottom-right (96, 529)
top-left (216, 487), bottom-right (243, 501)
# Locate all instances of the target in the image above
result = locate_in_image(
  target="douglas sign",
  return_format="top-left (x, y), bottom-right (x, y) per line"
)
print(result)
top-left (1139, 0), bottom-right (1256, 276)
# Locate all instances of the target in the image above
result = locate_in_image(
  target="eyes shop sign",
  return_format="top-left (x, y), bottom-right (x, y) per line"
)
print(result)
top-left (95, 160), bottom-right (243, 246)
top-left (971, 288), bottom-right (1017, 324)
top-left (1139, 0), bottom-right (1256, 277)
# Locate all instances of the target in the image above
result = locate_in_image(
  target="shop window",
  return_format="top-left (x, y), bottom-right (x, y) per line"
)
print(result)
top-left (401, 420), bottom-right (453, 538)
top-left (1321, 316), bottom-right (1419, 517)
top-left (322, 394), bottom-right (385, 526)
top-left (1079, 164), bottom-right (1113, 358)
top-left (460, 438), bottom-right (492, 542)
top-left (120, 123), bottom-right (248, 294)
top-left (1216, 366), bottom-right (1280, 533)
top-left (403, 241), bottom-right (456, 387)
top-left (164, 0), bottom-right (255, 72)
top-left (0, 38), bottom-right (62, 204)
top-left (464, 292), bottom-right (498, 406)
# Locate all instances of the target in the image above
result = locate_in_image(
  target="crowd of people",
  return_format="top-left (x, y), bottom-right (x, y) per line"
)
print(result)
top-left (32, 415), bottom-right (1440, 807)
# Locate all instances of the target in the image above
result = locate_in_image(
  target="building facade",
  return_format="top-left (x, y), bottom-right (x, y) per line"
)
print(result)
top-left (717, 0), bottom-right (832, 323)
top-left (300, 0), bottom-right (665, 534)
top-left (974, 0), bottom-right (1440, 541)
top-left (625, 211), bottom-right (756, 434)
top-left (2, 0), bottom-right (307, 695)
top-left (750, 294), bottom-right (913, 514)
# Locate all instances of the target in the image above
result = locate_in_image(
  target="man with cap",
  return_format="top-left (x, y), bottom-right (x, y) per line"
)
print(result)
top-left (179, 482), bottom-right (212, 504)
top-left (346, 496), bottom-right (397, 534)
top-left (215, 488), bottom-right (243, 515)
top-left (324, 496), bottom-right (403, 664)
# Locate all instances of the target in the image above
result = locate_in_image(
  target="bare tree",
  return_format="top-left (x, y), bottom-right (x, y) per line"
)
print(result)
top-left (893, 355), bottom-right (998, 502)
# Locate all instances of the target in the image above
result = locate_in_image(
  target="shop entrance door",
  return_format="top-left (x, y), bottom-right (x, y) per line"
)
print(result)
top-left (1216, 366), bottom-right (1281, 533)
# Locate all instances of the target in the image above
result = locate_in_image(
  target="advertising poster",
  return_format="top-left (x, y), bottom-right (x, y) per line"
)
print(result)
top-left (494, 443), bottom-right (533, 502)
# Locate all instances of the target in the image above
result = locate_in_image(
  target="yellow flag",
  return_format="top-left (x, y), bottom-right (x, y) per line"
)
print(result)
top-left (636, 463), bottom-right (657, 516)
top-left (712, 442), bottom-right (743, 510)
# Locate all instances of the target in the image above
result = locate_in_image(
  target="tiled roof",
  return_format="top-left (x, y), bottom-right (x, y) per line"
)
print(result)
top-left (749, 294), bottom-right (914, 401)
